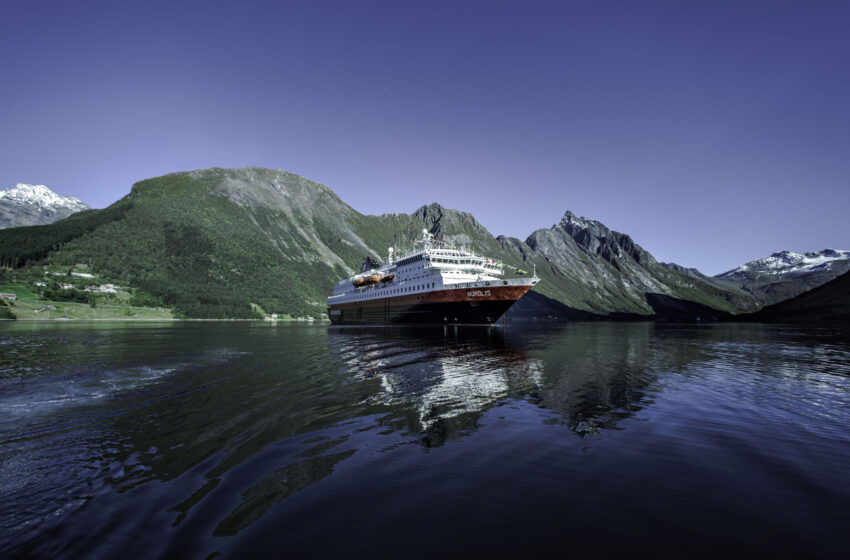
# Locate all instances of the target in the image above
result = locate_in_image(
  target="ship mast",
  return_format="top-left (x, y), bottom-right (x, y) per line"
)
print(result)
top-left (420, 229), bottom-right (434, 252)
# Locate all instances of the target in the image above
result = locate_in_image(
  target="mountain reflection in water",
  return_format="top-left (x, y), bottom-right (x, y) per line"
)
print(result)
top-left (1, 321), bottom-right (848, 558)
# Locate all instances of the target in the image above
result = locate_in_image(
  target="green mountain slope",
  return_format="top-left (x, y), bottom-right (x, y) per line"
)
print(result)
top-left (0, 167), bottom-right (760, 320)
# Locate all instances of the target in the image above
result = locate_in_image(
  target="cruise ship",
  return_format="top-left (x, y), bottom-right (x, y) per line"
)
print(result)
top-left (327, 230), bottom-right (539, 324)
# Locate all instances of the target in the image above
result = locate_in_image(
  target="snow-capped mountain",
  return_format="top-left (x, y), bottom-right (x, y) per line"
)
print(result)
top-left (718, 250), bottom-right (850, 278)
top-left (0, 183), bottom-right (90, 228)
top-left (715, 250), bottom-right (850, 305)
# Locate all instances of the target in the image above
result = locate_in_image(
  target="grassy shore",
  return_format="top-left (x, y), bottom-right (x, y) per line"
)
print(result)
top-left (0, 283), bottom-right (329, 322)
top-left (6, 298), bottom-right (176, 320)
top-left (2, 299), bottom-right (329, 322)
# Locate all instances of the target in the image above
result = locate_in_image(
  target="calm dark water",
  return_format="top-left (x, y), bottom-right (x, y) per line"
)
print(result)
top-left (1, 321), bottom-right (848, 558)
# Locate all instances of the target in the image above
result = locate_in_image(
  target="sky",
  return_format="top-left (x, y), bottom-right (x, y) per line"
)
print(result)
top-left (2, 0), bottom-right (848, 275)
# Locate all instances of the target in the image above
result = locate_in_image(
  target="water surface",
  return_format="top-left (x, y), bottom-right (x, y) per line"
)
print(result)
top-left (1, 321), bottom-right (848, 558)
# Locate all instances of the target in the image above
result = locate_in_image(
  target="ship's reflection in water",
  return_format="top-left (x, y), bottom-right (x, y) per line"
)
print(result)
top-left (328, 323), bottom-right (661, 444)
top-left (330, 325), bottom-right (545, 446)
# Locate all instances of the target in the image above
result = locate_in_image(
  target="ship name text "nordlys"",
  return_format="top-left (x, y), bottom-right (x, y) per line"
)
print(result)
top-left (467, 290), bottom-right (491, 297)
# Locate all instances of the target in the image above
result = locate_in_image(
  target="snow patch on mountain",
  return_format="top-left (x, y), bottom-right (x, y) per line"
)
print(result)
top-left (559, 210), bottom-right (596, 230)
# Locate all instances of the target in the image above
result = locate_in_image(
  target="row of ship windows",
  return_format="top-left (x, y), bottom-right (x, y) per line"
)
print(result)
top-left (432, 258), bottom-right (481, 265)
top-left (352, 283), bottom-right (436, 300)
top-left (397, 256), bottom-right (498, 268)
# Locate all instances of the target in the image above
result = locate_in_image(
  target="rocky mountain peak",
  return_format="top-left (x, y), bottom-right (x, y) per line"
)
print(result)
top-left (412, 203), bottom-right (490, 241)
top-left (413, 202), bottom-right (448, 222)
top-left (553, 210), bottom-right (649, 268)
top-left (559, 210), bottom-right (600, 231)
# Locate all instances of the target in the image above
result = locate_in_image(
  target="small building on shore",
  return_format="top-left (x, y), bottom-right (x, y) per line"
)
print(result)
top-left (0, 293), bottom-right (16, 301)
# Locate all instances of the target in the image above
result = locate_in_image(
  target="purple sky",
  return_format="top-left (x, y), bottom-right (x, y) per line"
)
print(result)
top-left (2, 1), bottom-right (848, 275)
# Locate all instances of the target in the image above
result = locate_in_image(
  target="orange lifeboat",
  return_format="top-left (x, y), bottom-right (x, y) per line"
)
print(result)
top-left (353, 274), bottom-right (382, 287)
top-left (380, 273), bottom-right (395, 283)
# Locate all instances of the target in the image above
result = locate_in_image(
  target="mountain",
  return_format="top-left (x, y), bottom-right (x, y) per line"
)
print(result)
top-left (716, 249), bottom-right (850, 305)
top-left (745, 270), bottom-right (850, 322)
top-left (0, 183), bottom-right (90, 228)
top-left (500, 211), bottom-right (759, 320)
top-left (0, 167), bottom-right (761, 320)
